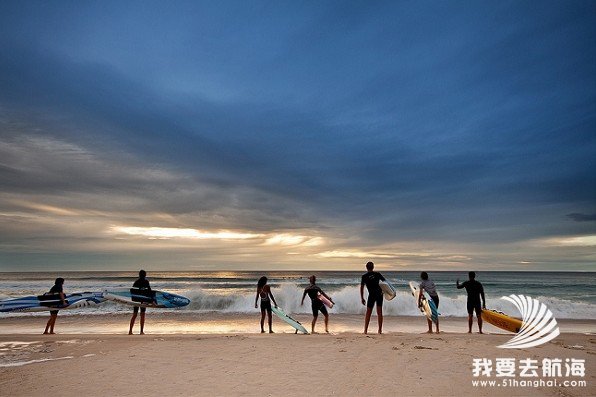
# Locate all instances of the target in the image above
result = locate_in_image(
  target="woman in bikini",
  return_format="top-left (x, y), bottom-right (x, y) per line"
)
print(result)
top-left (255, 276), bottom-right (277, 333)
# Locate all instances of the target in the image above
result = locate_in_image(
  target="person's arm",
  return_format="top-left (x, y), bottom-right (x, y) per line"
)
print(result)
top-left (456, 279), bottom-right (464, 289)
top-left (255, 290), bottom-right (259, 308)
top-left (301, 289), bottom-right (307, 306)
top-left (480, 284), bottom-right (486, 309)
top-left (379, 273), bottom-right (386, 281)
top-left (268, 288), bottom-right (277, 307)
top-left (360, 283), bottom-right (366, 306)
top-left (60, 291), bottom-right (66, 305)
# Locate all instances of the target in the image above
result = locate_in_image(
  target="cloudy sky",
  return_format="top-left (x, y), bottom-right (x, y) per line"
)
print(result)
top-left (0, 1), bottom-right (594, 271)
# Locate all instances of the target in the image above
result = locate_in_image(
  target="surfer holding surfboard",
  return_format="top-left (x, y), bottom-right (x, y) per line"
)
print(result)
top-left (43, 277), bottom-right (66, 335)
top-left (360, 261), bottom-right (386, 334)
top-left (129, 270), bottom-right (151, 335)
top-left (418, 272), bottom-right (440, 334)
top-left (301, 275), bottom-right (334, 334)
top-left (255, 276), bottom-right (278, 333)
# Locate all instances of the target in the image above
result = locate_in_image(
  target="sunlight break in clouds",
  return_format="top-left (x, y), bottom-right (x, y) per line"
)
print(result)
top-left (111, 226), bottom-right (264, 240)
top-left (110, 226), bottom-right (325, 248)
top-left (534, 235), bottom-right (596, 247)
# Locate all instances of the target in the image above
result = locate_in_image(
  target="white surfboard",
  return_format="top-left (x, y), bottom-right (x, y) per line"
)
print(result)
top-left (379, 280), bottom-right (396, 300)
top-left (103, 288), bottom-right (190, 308)
top-left (408, 281), bottom-right (438, 324)
top-left (271, 306), bottom-right (308, 334)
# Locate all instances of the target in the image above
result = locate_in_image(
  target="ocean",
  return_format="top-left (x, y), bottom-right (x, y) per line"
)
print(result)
top-left (1, 271), bottom-right (595, 320)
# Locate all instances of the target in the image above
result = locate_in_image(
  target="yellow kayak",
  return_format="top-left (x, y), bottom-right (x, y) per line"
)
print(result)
top-left (481, 309), bottom-right (523, 333)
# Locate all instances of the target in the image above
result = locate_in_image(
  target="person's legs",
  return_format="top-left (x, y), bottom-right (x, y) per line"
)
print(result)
top-left (426, 318), bottom-right (433, 333)
top-left (49, 314), bottom-right (57, 334)
top-left (376, 305), bottom-right (383, 334)
top-left (466, 302), bottom-right (473, 333)
top-left (311, 314), bottom-right (318, 333)
top-left (267, 308), bottom-right (273, 333)
top-left (140, 308), bottom-right (146, 335)
top-left (260, 309), bottom-right (266, 333)
top-left (324, 313), bottom-right (329, 333)
top-left (44, 312), bottom-right (57, 334)
top-left (476, 305), bottom-right (483, 334)
top-left (129, 307), bottom-right (138, 335)
top-left (364, 307), bottom-right (373, 334)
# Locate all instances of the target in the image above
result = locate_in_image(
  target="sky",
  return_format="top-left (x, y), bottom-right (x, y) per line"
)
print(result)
top-left (0, 1), bottom-right (594, 272)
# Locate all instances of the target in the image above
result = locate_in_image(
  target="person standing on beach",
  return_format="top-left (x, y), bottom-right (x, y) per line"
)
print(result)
top-left (129, 270), bottom-right (151, 335)
top-left (301, 275), bottom-right (334, 334)
top-left (418, 272), bottom-right (440, 334)
top-left (360, 261), bottom-right (386, 334)
top-left (43, 277), bottom-right (66, 335)
top-left (456, 271), bottom-right (486, 334)
top-left (255, 276), bottom-right (277, 333)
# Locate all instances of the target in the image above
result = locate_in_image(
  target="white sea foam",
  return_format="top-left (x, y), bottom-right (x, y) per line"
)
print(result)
top-left (0, 356), bottom-right (74, 367)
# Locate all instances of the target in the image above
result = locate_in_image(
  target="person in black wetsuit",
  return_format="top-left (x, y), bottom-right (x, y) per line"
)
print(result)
top-left (301, 275), bottom-right (334, 334)
top-left (255, 276), bottom-right (277, 333)
top-left (43, 277), bottom-right (66, 335)
top-left (456, 271), bottom-right (486, 334)
top-left (360, 261), bottom-right (386, 334)
top-left (129, 270), bottom-right (151, 335)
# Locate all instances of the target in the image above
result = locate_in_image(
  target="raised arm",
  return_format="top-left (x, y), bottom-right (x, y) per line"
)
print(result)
top-left (456, 279), bottom-right (464, 289)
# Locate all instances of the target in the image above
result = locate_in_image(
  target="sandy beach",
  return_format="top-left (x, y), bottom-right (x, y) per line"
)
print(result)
top-left (1, 315), bottom-right (594, 396)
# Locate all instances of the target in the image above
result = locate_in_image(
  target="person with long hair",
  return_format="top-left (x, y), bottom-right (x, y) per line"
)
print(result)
top-left (255, 276), bottom-right (277, 333)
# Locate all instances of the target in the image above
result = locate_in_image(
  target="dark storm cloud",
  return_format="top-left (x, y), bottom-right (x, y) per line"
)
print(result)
top-left (567, 213), bottom-right (596, 223)
top-left (0, 1), bottom-right (594, 269)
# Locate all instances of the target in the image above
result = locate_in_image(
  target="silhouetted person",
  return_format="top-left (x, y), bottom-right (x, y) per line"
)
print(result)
top-left (129, 270), bottom-right (151, 335)
top-left (255, 276), bottom-right (277, 333)
top-left (457, 271), bottom-right (486, 334)
top-left (301, 275), bottom-right (334, 333)
top-left (43, 278), bottom-right (66, 335)
top-left (360, 261), bottom-right (386, 334)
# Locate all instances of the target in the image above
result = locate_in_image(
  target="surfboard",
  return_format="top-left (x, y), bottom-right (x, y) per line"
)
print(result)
top-left (481, 309), bottom-right (523, 333)
top-left (271, 306), bottom-right (308, 334)
top-left (379, 280), bottom-right (396, 300)
top-left (102, 288), bottom-right (190, 308)
top-left (408, 281), bottom-right (439, 324)
top-left (0, 292), bottom-right (106, 313)
top-left (317, 292), bottom-right (334, 309)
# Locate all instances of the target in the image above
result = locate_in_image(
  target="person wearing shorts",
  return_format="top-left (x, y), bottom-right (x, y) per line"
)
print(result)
top-left (457, 271), bottom-right (486, 334)
top-left (418, 272), bottom-right (440, 334)
top-left (129, 270), bottom-right (151, 335)
top-left (360, 261), bottom-right (386, 334)
top-left (301, 275), bottom-right (334, 333)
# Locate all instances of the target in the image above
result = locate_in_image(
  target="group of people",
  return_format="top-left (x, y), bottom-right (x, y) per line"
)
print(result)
top-left (255, 261), bottom-right (487, 335)
top-left (42, 263), bottom-right (487, 335)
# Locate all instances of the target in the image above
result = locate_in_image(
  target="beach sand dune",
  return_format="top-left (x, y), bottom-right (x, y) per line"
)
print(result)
top-left (0, 331), bottom-right (594, 397)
